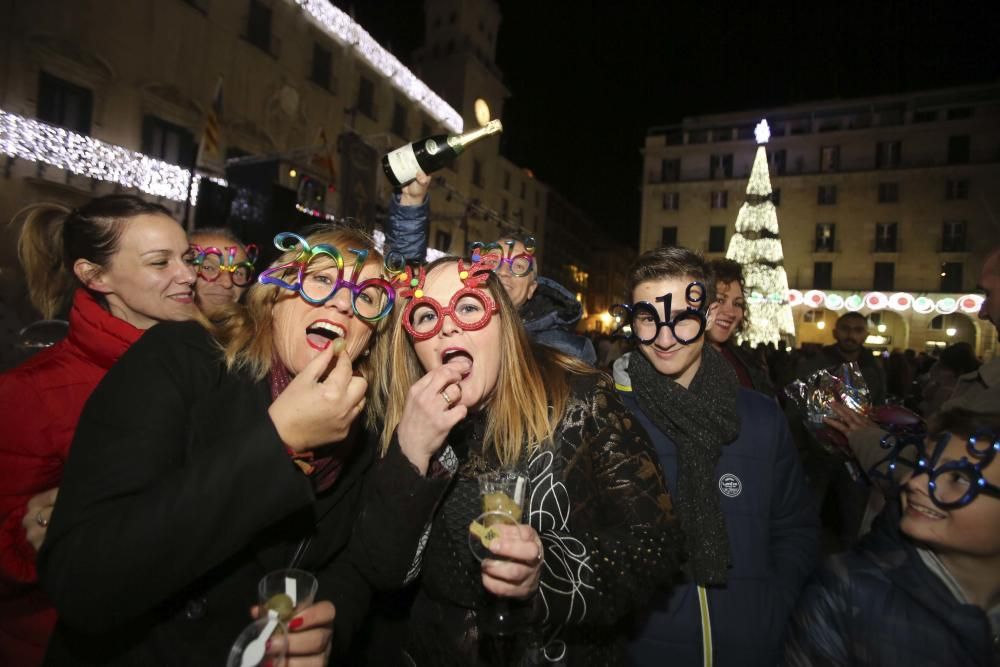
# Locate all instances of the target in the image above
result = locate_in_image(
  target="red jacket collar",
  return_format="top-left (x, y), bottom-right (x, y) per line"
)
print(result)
top-left (66, 289), bottom-right (144, 369)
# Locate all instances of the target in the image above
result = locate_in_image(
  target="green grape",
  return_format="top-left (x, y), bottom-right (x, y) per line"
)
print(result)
top-left (266, 593), bottom-right (295, 622)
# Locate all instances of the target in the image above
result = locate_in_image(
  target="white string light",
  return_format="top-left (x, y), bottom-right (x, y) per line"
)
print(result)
top-left (292, 0), bottom-right (463, 133)
top-left (726, 123), bottom-right (795, 347)
top-left (1, 108), bottom-right (191, 201)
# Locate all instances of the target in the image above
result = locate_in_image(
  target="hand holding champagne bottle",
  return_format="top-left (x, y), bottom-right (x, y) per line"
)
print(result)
top-left (382, 120), bottom-right (503, 188)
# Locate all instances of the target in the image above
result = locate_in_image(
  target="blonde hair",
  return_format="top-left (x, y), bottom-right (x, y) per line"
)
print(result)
top-left (211, 226), bottom-right (388, 383)
top-left (370, 257), bottom-right (595, 465)
top-left (12, 195), bottom-right (174, 319)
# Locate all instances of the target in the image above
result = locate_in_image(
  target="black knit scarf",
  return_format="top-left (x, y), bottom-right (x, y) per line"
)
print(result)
top-left (629, 344), bottom-right (741, 585)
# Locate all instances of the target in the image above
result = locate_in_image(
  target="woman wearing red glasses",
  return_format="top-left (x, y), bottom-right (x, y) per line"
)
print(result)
top-left (354, 255), bottom-right (684, 666)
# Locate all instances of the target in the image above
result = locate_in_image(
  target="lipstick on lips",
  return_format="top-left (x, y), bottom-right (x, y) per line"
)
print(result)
top-left (306, 318), bottom-right (346, 351)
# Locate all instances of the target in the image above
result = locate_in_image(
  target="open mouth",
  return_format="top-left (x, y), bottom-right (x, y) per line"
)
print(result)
top-left (441, 348), bottom-right (473, 377)
top-left (906, 499), bottom-right (947, 520)
top-left (306, 320), bottom-right (346, 351)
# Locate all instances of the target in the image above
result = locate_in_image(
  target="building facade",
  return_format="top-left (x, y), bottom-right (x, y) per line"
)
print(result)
top-left (640, 83), bottom-right (1000, 358)
top-left (0, 0), bottom-right (616, 365)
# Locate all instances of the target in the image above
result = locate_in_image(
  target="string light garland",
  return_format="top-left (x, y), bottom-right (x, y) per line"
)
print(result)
top-left (1, 108), bottom-right (191, 201)
top-left (292, 0), bottom-right (462, 133)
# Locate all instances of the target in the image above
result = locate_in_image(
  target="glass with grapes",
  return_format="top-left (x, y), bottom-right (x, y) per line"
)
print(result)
top-left (468, 469), bottom-right (532, 637)
top-left (227, 568), bottom-right (318, 667)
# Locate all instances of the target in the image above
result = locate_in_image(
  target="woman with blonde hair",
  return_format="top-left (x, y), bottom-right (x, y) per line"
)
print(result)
top-left (354, 255), bottom-right (684, 665)
top-left (37, 226), bottom-right (395, 665)
top-left (0, 194), bottom-right (196, 666)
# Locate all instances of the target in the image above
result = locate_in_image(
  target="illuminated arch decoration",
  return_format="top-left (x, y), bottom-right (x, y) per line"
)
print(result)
top-left (959, 294), bottom-right (984, 313)
top-left (935, 297), bottom-right (958, 315)
top-left (824, 293), bottom-right (844, 310)
top-left (787, 290), bottom-right (983, 316)
top-left (889, 292), bottom-right (913, 311)
top-left (864, 292), bottom-right (889, 310)
top-left (804, 290), bottom-right (826, 308)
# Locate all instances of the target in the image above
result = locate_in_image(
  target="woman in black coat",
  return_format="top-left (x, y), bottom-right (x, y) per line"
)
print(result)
top-left (354, 257), bottom-right (684, 666)
top-left (38, 227), bottom-right (393, 666)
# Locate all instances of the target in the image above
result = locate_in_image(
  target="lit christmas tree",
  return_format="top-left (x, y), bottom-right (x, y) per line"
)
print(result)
top-left (725, 119), bottom-right (796, 347)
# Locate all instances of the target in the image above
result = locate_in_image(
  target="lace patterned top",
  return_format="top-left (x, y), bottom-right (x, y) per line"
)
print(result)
top-left (354, 372), bottom-right (684, 666)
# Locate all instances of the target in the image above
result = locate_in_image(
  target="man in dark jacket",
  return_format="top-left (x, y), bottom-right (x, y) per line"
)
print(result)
top-left (789, 311), bottom-right (887, 549)
top-left (497, 234), bottom-right (596, 364)
top-left (612, 246), bottom-right (817, 667)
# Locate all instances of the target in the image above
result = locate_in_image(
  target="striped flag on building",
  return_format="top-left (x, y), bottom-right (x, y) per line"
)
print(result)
top-left (196, 75), bottom-right (224, 174)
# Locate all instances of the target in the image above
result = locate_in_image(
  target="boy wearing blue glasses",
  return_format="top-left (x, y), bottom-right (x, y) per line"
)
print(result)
top-left (785, 407), bottom-right (1000, 666)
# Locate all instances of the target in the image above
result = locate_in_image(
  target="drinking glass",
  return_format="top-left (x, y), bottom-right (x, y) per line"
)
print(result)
top-left (468, 470), bottom-right (530, 637)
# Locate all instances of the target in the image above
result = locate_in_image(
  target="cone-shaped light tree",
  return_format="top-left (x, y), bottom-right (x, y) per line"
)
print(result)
top-left (725, 119), bottom-right (796, 347)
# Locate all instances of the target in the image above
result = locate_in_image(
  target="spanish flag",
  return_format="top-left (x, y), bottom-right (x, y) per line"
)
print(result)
top-left (196, 75), bottom-right (224, 174)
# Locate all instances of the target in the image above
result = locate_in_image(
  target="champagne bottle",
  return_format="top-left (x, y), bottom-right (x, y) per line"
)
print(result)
top-left (382, 120), bottom-right (503, 188)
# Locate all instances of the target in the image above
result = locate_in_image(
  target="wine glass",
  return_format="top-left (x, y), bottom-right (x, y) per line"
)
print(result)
top-left (228, 569), bottom-right (318, 667)
top-left (468, 470), bottom-right (531, 637)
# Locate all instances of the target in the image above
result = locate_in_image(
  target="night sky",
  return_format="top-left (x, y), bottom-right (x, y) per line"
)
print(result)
top-left (353, 0), bottom-right (1000, 247)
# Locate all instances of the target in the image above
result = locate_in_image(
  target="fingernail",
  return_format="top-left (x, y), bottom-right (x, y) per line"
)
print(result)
top-left (331, 338), bottom-right (346, 354)
top-left (289, 617), bottom-right (304, 630)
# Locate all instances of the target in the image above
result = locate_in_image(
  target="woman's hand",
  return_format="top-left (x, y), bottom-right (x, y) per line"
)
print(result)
top-left (399, 171), bottom-right (431, 206)
top-left (268, 341), bottom-right (368, 453)
top-left (253, 601), bottom-right (335, 667)
top-left (481, 524), bottom-right (544, 600)
top-left (22, 487), bottom-right (59, 552)
top-left (396, 364), bottom-right (468, 474)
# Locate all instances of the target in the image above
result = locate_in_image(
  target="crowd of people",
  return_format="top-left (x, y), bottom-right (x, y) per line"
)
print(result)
top-left (0, 176), bottom-right (997, 667)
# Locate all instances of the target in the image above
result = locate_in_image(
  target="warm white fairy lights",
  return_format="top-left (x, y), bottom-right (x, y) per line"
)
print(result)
top-left (292, 0), bottom-right (463, 133)
top-left (726, 123), bottom-right (795, 348)
top-left (1, 109), bottom-right (191, 201)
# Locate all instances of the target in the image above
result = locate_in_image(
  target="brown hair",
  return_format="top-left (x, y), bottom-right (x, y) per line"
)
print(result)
top-left (625, 245), bottom-right (714, 304)
top-left (369, 257), bottom-right (595, 463)
top-left (211, 226), bottom-right (387, 383)
top-left (927, 407), bottom-right (1000, 440)
top-left (13, 194), bottom-right (174, 318)
top-left (709, 258), bottom-right (748, 337)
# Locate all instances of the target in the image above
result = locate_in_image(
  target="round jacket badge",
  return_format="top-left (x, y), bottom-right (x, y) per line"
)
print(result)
top-left (719, 473), bottom-right (742, 498)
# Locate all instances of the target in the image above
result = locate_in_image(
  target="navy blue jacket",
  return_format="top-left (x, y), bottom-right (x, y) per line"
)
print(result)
top-left (784, 508), bottom-right (998, 667)
top-left (615, 356), bottom-right (818, 667)
top-left (384, 193), bottom-right (430, 262)
top-left (520, 276), bottom-right (596, 365)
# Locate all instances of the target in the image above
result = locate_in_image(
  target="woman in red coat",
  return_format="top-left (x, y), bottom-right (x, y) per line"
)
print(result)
top-left (0, 195), bottom-right (197, 666)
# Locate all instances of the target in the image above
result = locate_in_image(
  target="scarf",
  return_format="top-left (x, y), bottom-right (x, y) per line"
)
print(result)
top-left (629, 344), bottom-right (741, 585)
top-left (268, 355), bottom-right (356, 492)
